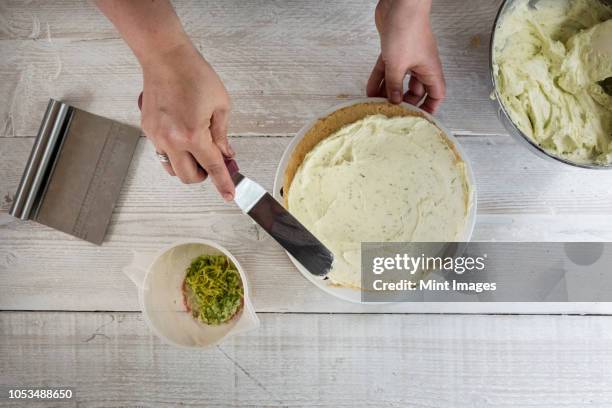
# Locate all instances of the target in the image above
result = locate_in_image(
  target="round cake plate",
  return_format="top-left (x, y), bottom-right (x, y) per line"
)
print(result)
top-left (273, 97), bottom-right (478, 304)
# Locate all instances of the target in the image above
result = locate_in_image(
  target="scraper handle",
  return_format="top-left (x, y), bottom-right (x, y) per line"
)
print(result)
top-left (137, 92), bottom-right (239, 176)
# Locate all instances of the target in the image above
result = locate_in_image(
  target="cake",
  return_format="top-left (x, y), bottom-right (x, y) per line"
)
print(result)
top-left (283, 102), bottom-right (472, 288)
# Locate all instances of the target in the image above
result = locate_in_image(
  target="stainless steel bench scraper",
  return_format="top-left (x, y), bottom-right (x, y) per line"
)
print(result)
top-left (9, 99), bottom-right (141, 244)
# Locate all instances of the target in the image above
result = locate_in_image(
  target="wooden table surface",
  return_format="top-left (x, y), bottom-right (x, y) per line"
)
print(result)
top-left (1, 0), bottom-right (612, 406)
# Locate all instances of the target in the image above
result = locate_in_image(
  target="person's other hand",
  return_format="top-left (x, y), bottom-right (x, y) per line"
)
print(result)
top-left (140, 42), bottom-right (235, 201)
top-left (367, 0), bottom-right (446, 113)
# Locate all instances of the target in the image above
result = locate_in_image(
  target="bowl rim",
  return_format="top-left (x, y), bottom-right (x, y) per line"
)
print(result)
top-left (140, 239), bottom-right (255, 348)
top-left (489, 0), bottom-right (612, 170)
top-left (273, 97), bottom-right (478, 304)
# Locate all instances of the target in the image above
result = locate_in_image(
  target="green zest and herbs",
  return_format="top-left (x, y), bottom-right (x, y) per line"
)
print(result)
top-left (183, 254), bottom-right (243, 325)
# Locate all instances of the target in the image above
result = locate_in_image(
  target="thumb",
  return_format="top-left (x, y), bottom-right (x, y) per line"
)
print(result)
top-left (384, 61), bottom-right (405, 104)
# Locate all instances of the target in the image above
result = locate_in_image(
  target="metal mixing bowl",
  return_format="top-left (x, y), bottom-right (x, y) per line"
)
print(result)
top-left (489, 0), bottom-right (612, 169)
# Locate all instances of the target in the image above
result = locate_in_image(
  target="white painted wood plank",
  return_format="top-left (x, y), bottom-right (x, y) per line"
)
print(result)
top-left (1, 312), bottom-right (612, 407)
top-left (2, 210), bottom-right (612, 313)
top-left (1, 135), bottom-right (612, 312)
top-left (2, 136), bottom-right (612, 216)
top-left (0, 0), bottom-right (505, 137)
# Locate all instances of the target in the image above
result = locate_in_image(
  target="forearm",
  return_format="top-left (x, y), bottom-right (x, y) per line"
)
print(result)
top-left (375, 0), bottom-right (431, 35)
top-left (398, 0), bottom-right (431, 12)
top-left (95, 0), bottom-right (191, 66)
top-left (388, 0), bottom-right (431, 21)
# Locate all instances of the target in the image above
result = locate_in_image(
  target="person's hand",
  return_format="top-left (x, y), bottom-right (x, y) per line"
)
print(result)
top-left (140, 42), bottom-right (235, 201)
top-left (367, 0), bottom-right (446, 113)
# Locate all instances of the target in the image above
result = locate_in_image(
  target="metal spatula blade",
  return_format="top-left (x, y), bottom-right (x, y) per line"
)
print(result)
top-left (231, 172), bottom-right (334, 277)
top-left (137, 92), bottom-right (334, 276)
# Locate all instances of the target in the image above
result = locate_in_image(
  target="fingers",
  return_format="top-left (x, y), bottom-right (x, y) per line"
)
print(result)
top-left (421, 94), bottom-right (443, 114)
top-left (151, 145), bottom-right (176, 177)
top-left (167, 150), bottom-right (207, 184)
top-left (403, 76), bottom-right (425, 106)
top-left (367, 54), bottom-right (406, 104)
top-left (378, 79), bottom-right (387, 98)
top-left (146, 121), bottom-right (233, 201)
top-left (421, 79), bottom-right (446, 114)
top-left (366, 55), bottom-right (386, 97)
top-left (158, 154), bottom-right (176, 177)
top-left (415, 61), bottom-right (446, 114)
top-left (211, 109), bottom-right (234, 157)
top-left (379, 61), bottom-right (446, 113)
top-left (367, 53), bottom-right (446, 112)
top-left (191, 130), bottom-right (236, 202)
top-left (384, 61), bottom-right (406, 104)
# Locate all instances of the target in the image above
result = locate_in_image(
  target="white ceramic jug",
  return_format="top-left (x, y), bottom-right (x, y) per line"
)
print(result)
top-left (123, 239), bottom-right (259, 348)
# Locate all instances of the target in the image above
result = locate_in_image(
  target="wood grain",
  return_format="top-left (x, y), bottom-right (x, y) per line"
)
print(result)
top-left (3, 209), bottom-right (612, 313)
top-left (2, 311), bottom-right (612, 407)
top-left (0, 0), bottom-right (506, 138)
top-left (1, 1), bottom-right (610, 404)
top-left (3, 136), bottom-right (612, 216)
top-left (2, 135), bottom-right (612, 312)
